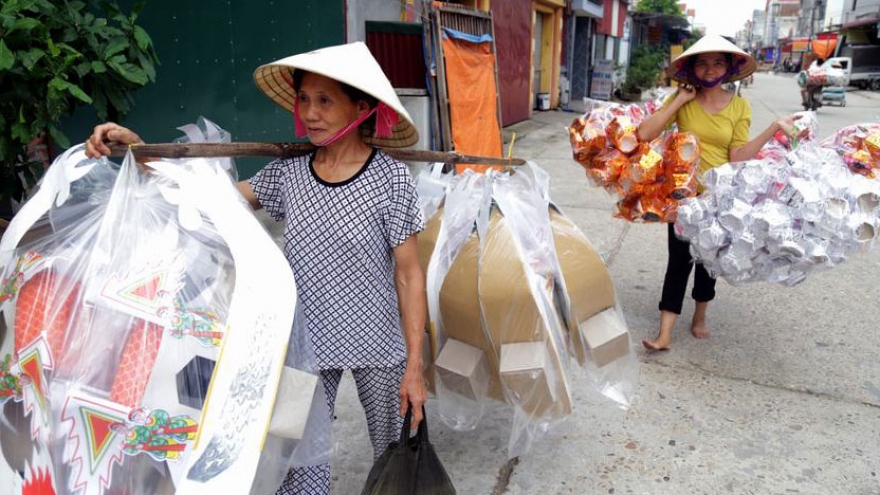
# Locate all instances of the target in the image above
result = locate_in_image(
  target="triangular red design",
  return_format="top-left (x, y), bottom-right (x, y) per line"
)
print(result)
top-left (130, 275), bottom-right (160, 300)
top-left (19, 354), bottom-right (44, 394)
top-left (84, 411), bottom-right (118, 464)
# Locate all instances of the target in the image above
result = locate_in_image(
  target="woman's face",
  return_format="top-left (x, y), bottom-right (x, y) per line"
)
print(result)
top-left (692, 52), bottom-right (729, 86)
top-left (296, 72), bottom-right (368, 144)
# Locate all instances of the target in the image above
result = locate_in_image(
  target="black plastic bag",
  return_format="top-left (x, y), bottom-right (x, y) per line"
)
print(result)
top-left (361, 407), bottom-right (456, 495)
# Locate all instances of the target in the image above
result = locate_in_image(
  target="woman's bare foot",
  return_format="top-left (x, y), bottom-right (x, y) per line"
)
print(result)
top-left (644, 311), bottom-right (678, 351)
top-left (690, 320), bottom-right (710, 338)
top-left (642, 336), bottom-right (671, 351)
top-left (691, 302), bottom-right (710, 338)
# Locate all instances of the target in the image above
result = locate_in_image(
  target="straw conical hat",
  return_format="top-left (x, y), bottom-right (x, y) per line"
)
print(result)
top-left (667, 35), bottom-right (757, 84)
top-left (254, 42), bottom-right (418, 148)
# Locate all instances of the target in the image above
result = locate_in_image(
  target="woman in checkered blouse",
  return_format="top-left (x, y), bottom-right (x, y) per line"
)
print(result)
top-left (86, 42), bottom-right (428, 495)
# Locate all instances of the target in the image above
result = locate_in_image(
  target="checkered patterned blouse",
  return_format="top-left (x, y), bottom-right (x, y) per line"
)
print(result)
top-left (248, 149), bottom-right (424, 369)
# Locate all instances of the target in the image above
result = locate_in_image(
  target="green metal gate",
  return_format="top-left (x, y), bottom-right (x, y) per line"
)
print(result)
top-left (61, 0), bottom-right (345, 178)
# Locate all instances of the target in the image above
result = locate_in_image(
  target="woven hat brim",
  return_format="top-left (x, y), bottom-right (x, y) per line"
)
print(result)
top-left (253, 44), bottom-right (420, 149)
top-left (667, 36), bottom-right (757, 84)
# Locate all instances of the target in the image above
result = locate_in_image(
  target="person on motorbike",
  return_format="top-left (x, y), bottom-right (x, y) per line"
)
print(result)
top-left (800, 57), bottom-right (825, 110)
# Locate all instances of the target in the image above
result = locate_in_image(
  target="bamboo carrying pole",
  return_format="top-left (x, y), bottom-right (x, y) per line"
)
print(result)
top-left (107, 142), bottom-right (526, 166)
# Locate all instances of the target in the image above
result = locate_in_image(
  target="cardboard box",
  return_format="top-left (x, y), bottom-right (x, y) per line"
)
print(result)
top-left (418, 206), bottom-right (443, 277)
top-left (434, 338), bottom-right (490, 401)
top-left (549, 206), bottom-right (616, 365)
top-left (581, 308), bottom-right (630, 367)
top-left (478, 209), bottom-right (572, 419)
top-left (418, 206), bottom-right (444, 394)
top-left (499, 341), bottom-right (559, 416)
top-left (438, 229), bottom-right (505, 400)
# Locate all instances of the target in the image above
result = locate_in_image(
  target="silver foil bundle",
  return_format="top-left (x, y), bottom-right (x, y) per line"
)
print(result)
top-left (674, 140), bottom-right (880, 286)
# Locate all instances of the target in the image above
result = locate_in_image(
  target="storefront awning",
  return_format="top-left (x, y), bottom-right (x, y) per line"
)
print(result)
top-left (791, 38), bottom-right (810, 52)
top-left (842, 16), bottom-right (879, 30)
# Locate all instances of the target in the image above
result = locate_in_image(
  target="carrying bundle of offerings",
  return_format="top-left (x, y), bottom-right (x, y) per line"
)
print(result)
top-left (674, 120), bottom-right (880, 286)
top-left (415, 164), bottom-right (637, 457)
top-left (567, 100), bottom-right (699, 222)
top-left (0, 120), bottom-right (325, 495)
top-left (799, 67), bottom-right (848, 87)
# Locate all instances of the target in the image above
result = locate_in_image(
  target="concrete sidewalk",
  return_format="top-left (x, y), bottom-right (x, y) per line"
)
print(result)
top-left (326, 83), bottom-right (880, 494)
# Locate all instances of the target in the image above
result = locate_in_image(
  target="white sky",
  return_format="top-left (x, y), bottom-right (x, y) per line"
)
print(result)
top-left (682, 0), bottom-right (769, 37)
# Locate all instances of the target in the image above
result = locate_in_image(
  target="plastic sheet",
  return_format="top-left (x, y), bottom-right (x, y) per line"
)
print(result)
top-left (416, 162), bottom-right (638, 458)
top-left (675, 121), bottom-right (880, 286)
top-left (568, 100), bottom-right (699, 222)
top-left (0, 120), bottom-right (323, 495)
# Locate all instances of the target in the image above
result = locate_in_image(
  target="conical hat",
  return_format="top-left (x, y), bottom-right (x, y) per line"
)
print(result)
top-left (254, 42), bottom-right (418, 148)
top-left (667, 35), bottom-right (757, 84)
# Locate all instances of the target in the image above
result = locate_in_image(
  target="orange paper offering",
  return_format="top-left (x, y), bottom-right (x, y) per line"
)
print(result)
top-left (568, 101), bottom-right (700, 222)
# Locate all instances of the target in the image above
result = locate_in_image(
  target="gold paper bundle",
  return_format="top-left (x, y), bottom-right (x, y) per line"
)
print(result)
top-left (628, 141), bottom-right (664, 184)
top-left (663, 133), bottom-right (701, 199)
top-left (607, 116), bottom-right (640, 154)
top-left (566, 102), bottom-right (699, 223)
top-left (570, 118), bottom-right (608, 169)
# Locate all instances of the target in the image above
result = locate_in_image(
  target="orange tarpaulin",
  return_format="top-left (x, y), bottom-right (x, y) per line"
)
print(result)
top-left (442, 34), bottom-right (503, 174)
top-left (812, 39), bottom-right (838, 60)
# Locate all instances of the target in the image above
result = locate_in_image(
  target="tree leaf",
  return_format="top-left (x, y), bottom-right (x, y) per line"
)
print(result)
top-left (107, 59), bottom-right (147, 85)
top-left (133, 25), bottom-right (152, 51)
top-left (0, 40), bottom-right (15, 70)
top-left (103, 38), bottom-right (127, 58)
top-left (48, 77), bottom-right (92, 104)
top-left (20, 47), bottom-right (44, 70)
top-left (46, 37), bottom-right (59, 56)
top-left (9, 17), bottom-right (40, 34)
top-left (91, 60), bottom-right (106, 73)
top-left (0, 0), bottom-right (21, 16)
top-left (47, 125), bottom-right (70, 149)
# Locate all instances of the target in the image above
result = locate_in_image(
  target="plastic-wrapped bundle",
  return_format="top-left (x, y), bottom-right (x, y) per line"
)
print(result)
top-left (415, 163), bottom-right (637, 458)
top-left (803, 68), bottom-right (847, 87)
top-left (675, 135), bottom-right (880, 286)
top-left (0, 120), bottom-right (325, 495)
top-left (569, 99), bottom-right (699, 222)
top-left (823, 123), bottom-right (880, 177)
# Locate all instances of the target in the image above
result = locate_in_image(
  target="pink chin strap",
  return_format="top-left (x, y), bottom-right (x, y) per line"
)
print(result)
top-left (294, 101), bottom-right (400, 146)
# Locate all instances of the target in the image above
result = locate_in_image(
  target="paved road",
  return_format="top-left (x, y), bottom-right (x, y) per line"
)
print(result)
top-left (326, 72), bottom-right (880, 495)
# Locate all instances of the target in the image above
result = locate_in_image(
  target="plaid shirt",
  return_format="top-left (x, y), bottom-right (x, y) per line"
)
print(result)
top-left (249, 149), bottom-right (423, 368)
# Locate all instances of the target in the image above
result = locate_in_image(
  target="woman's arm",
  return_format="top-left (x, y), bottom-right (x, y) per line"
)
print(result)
top-left (236, 181), bottom-right (262, 210)
top-left (729, 114), bottom-right (801, 163)
top-left (637, 85), bottom-right (696, 142)
top-left (393, 234), bottom-right (427, 428)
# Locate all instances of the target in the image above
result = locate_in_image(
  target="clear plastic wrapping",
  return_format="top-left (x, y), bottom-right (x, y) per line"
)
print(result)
top-left (416, 162), bottom-right (638, 458)
top-left (0, 120), bottom-right (323, 495)
top-left (675, 121), bottom-right (880, 286)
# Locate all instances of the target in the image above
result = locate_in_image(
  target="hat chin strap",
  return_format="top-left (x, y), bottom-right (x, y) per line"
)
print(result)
top-left (294, 102), bottom-right (399, 147)
top-left (694, 74), bottom-right (726, 88)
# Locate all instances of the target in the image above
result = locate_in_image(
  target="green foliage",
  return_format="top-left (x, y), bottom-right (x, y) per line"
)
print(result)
top-left (0, 0), bottom-right (158, 204)
top-left (635, 0), bottom-right (685, 16)
top-left (622, 45), bottom-right (666, 94)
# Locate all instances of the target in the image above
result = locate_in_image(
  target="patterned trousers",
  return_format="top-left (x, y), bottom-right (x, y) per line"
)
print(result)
top-left (274, 362), bottom-right (406, 495)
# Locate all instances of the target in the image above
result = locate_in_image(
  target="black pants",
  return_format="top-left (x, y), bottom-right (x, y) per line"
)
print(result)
top-left (659, 223), bottom-right (716, 314)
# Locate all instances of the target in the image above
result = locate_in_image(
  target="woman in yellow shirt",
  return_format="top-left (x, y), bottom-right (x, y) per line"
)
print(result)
top-left (638, 35), bottom-right (799, 350)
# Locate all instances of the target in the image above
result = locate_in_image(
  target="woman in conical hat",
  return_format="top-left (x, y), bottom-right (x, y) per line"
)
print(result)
top-left (86, 42), bottom-right (427, 495)
top-left (637, 35), bottom-right (800, 351)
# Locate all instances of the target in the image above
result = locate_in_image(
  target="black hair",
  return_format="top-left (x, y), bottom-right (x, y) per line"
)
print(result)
top-left (292, 69), bottom-right (378, 136)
